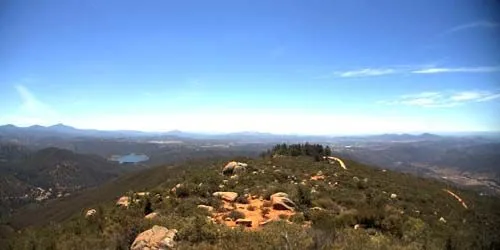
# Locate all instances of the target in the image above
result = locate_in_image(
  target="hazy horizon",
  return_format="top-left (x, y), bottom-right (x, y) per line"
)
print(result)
top-left (1, 1), bottom-right (499, 134)
top-left (2, 122), bottom-right (500, 137)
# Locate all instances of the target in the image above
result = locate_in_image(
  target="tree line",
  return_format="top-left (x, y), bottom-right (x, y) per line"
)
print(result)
top-left (261, 143), bottom-right (332, 160)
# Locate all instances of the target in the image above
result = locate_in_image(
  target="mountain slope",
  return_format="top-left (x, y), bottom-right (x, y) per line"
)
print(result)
top-left (5, 149), bottom-right (500, 249)
top-left (0, 145), bottom-right (125, 219)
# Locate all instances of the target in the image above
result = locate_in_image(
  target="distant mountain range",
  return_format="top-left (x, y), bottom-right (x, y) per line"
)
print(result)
top-left (0, 123), bottom-right (153, 139)
top-left (2, 123), bottom-right (487, 142)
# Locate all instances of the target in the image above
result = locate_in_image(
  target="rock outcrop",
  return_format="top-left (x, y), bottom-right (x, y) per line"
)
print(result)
top-left (116, 196), bottom-right (130, 207)
top-left (145, 212), bottom-right (159, 220)
top-left (270, 192), bottom-right (296, 211)
top-left (213, 191), bottom-right (238, 202)
top-left (212, 192), bottom-right (238, 202)
top-left (85, 209), bottom-right (96, 217)
top-left (235, 218), bottom-right (252, 227)
top-left (197, 205), bottom-right (214, 213)
top-left (270, 192), bottom-right (289, 199)
top-left (222, 161), bottom-right (248, 175)
top-left (130, 225), bottom-right (177, 250)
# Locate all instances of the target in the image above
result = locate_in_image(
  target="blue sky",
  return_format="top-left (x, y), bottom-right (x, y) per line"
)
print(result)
top-left (1, 0), bottom-right (499, 134)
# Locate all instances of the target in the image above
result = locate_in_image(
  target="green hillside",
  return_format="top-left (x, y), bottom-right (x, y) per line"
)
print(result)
top-left (4, 145), bottom-right (500, 249)
top-left (0, 145), bottom-right (126, 220)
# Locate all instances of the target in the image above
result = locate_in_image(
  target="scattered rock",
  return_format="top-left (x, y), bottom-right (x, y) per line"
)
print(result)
top-left (136, 192), bottom-right (150, 196)
top-left (310, 207), bottom-right (324, 211)
top-left (197, 205), bottom-right (214, 213)
top-left (206, 216), bottom-right (216, 223)
top-left (144, 212), bottom-right (159, 220)
top-left (171, 183), bottom-right (182, 193)
top-left (352, 176), bottom-right (360, 182)
top-left (85, 209), bottom-right (96, 217)
top-left (259, 219), bottom-right (273, 226)
top-left (439, 217), bottom-right (447, 223)
top-left (213, 191), bottom-right (238, 202)
top-left (235, 219), bottom-right (252, 227)
top-left (130, 225), bottom-right (178, 250)
top-left (310, 175), bottom-right (325, 181)
top-left (354, 224), bottom-right (360, 230)
top-left (116, 196), bottom-right (130, 207)
top-left (390, 193), bottom-right (398, 199)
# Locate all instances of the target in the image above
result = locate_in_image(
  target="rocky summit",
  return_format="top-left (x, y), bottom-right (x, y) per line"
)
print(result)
top-left (4, 144), bottom-right (500, 249)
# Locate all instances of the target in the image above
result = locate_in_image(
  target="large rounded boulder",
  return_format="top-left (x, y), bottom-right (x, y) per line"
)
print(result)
top-left (222, 161), bottom-right (248, 175)
top-left (130, 225), bottom-right (177, 250)
top-left (213, 191), bottom-right (238, 202)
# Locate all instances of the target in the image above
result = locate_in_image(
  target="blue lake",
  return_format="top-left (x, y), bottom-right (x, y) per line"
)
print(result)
top-left (110, 153), bottom-right (149, 164)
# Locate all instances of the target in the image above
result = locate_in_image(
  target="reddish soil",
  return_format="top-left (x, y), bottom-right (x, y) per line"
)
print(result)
top-left (212, 197), bottom-right (295, 230)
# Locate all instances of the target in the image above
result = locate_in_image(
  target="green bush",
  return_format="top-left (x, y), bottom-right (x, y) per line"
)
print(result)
top-left (175, 185), bottom-right (191, 198)
top-left (296, 185), bottom-right (312, 209)
top-left (178, 215), bottom-right (219, 244)
top-left (289, 213), bottom-right (305, 224)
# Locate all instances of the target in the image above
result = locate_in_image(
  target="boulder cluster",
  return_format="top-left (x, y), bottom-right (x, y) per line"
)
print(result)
top-left (222, 161), bottom-right (248, 175)
top-left (201, 161), bottom-right (299, 230)
top-left (130, 225), bottom-right (177, 250)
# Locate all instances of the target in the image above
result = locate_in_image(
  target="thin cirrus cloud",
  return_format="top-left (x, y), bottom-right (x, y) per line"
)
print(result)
top-left (411, 65), bottom-right (500, 74)
top-left (328, 65), bottom-right (500, 78)
top-left (379, 91), bottom-right (500, 108)
top-left (444, 20), bottom-right (499, 34)
top-left (12, 85), bottom-right (58, 123)
top-left (333, 68), bottom-right (397, 78)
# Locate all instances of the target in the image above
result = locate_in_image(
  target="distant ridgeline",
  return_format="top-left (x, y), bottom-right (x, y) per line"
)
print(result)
top-left (262, 143), bottom-right (332, 160)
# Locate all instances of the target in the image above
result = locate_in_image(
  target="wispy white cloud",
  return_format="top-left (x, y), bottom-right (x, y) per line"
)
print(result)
top-left (321, 64), bottom-right (500, 79)
top-left (445, 21), bottom-right (499, 34)
top-left (380, 90), bottom-right (500, 108)
top-left (15, 85), bottom-right (52, 113)
top-left (412, 66), bottom-right (500, 74)
top-left (10, 85), bottom-right (59, 125)
top-left (333, 68), bottom-right (397, 78)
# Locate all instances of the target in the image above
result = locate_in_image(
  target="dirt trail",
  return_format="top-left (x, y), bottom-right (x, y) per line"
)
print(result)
top-left (326, 156), bottom-right (347, 170)
top-left (443, 189), bottom-right (468, 209)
